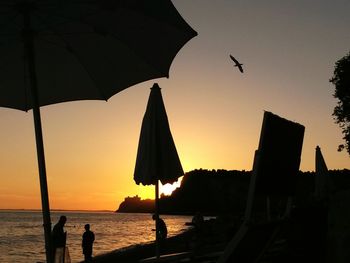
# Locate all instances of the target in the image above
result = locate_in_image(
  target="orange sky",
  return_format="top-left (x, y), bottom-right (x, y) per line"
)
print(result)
top-left (0, 0), bottom-right (349, 211)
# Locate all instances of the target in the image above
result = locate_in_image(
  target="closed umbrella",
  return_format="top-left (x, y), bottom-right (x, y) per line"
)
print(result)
top-left (0, 1), bottom-right (196, 262)
top-left (134, 83), bottom-right (184, 258)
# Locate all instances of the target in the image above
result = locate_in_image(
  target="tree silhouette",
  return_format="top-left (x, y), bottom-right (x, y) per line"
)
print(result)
top-left (330, 51), bottom-right (350, 155)
top-left (117, 169), bottom-right (350, 214)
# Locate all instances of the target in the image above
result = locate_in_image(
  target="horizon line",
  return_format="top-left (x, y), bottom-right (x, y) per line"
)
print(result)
top-left (0, 208), bottom-right (115, 212)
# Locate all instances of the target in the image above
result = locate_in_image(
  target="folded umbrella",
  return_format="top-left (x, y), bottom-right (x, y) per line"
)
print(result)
top-left (134, 83), bottom-right (184, 258)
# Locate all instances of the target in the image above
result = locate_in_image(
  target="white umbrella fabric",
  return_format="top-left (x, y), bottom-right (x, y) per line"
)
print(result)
top-left (0, 1), bottom-right (196, 262)
top-left (134, 83), bottom-right (184, 258)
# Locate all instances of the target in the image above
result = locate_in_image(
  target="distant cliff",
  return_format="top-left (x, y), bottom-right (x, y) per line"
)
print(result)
top-left (117, 195), bottom-right (154, 213)
top-left (116, 168), bottom-right (350, 215)
top-left (117, 169), bottom-right (251, 214)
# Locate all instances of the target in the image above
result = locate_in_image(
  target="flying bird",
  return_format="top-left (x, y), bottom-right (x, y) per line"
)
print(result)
top-left (229, 55), bottom-right (244, 73)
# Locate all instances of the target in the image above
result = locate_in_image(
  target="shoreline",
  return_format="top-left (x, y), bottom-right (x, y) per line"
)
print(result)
top-left (0, 209), bottom-right (115, 213)
top-left (90, 228), bottom-right (196, 263)
top-left (89, 218), bottom-right (235, 263)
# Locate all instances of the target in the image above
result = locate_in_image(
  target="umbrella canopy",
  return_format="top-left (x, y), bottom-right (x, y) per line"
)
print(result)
top-left (0, 1), bottom-right (196, 262)
top-left (134, 83), bottom-right (184, 185)
top-left (0, 0), bottom-right (197, 110)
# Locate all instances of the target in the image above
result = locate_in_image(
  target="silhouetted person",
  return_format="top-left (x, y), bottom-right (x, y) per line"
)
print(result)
top-left (152, 214), bottom-right (167, 240)
top-left (191, 212), bottom-right (205, 252)
top-left (52, 215), bottom-right (67, 262)
top-left (192, 212), bottom-right (204, 233)
top-left (82, 224), bottom-right (95, 262)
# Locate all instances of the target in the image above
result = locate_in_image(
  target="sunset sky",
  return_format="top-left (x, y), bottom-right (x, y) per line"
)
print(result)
top-left (0, 0), bottom-right (349, 210)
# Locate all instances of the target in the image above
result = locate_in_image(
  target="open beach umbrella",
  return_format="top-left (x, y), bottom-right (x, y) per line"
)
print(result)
top-left (134, 83), bottom-right (184, 258)
top-left (0, 1), bottom-right (196, 262)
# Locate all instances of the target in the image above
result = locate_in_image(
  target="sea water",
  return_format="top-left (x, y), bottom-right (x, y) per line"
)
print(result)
top-left (0, 210), bottom-right (192, 263)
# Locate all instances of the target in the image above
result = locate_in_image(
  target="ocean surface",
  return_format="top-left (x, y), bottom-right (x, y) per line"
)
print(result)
top-left (0, 210), bottom-right (192, 263)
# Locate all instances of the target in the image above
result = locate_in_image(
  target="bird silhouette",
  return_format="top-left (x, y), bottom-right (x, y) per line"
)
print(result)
top-left (229, 55), bottom-right (243, 73)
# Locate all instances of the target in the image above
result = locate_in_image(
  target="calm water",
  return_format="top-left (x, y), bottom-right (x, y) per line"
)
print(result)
top-left (0, 210), bottom-right (192, 263)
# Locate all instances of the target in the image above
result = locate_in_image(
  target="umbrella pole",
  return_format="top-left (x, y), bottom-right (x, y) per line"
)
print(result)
top-left (32, 105), bottom-right (53, 263)
top-left (23, 11), bottom-right (53, 263)
top-left (155, 180), bottom-right (160, 259)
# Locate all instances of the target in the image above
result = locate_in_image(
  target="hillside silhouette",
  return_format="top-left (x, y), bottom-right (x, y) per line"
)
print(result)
top-left (116, 168), bottom-right (350, 215)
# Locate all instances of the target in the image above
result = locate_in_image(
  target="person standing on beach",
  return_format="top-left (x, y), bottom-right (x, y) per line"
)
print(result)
top-left (152, 214), bottom-right (167, 240)
top-left (192, 212), bottom-right (204, 235)
top-left (52, 215), bottom-right (67, 262)
top-left (82, 224), bottom-right (95, 262)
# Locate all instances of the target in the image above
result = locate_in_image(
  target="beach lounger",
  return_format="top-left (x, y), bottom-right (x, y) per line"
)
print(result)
top-left (217, 112), bottom-right (305, 263)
